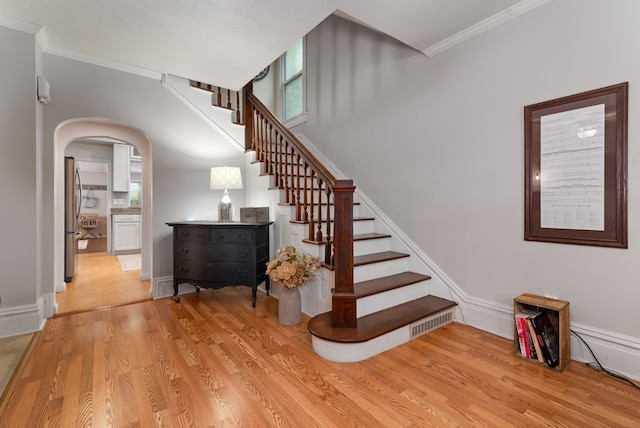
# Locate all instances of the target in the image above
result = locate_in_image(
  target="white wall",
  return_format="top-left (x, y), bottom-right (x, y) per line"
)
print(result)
top-left (0, 27), bottom-right (38, 313)
top-left (295, 2), bottom-right (640, 376)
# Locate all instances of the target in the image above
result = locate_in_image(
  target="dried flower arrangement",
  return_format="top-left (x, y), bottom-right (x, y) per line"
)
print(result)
top-left (266, 246), bottom-right (321, 288)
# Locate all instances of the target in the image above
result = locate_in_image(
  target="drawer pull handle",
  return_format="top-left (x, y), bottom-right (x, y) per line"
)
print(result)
top-left (197, 233), bottom-right (206, 239)
top-left (178, 267), bottom-right (189, 273)
top-left (237, 250), bottom-right (249, 257)
top-left (178, 248), bottom-right (189, 255)
top-left (179, 232), bottom-right (189, 238)
top-left (214, 233), bottom-right (225, 239)
top-left (237, 234), bottom-right (248, 239)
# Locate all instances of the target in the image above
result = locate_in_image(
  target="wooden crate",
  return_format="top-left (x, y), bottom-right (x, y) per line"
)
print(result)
top-left (514, 293), bottom-right (570, 371)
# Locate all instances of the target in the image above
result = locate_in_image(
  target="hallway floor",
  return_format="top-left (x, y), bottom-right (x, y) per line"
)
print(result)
top-left (56, 252), bottom-right (151, 315)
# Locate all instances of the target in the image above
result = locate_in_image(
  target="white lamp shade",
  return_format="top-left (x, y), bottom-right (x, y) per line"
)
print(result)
top-left (210, 166), bottom-right (243, 190)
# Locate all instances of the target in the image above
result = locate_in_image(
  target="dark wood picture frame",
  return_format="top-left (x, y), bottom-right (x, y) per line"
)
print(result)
top-left (524, 82), bottom-right (628, 248)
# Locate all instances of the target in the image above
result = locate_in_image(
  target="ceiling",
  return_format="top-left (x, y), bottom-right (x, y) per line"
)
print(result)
top-left (0, 0), bottom-right (550, 90)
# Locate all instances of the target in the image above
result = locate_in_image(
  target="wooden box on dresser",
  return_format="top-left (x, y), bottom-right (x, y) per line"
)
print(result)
top-left (166, 221), bottom-right (272, 306)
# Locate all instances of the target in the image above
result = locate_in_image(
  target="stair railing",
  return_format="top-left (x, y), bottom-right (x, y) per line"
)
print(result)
top-left (189, 80), bottom-right (244, 124)
top-left (242, 82), bottom-right (357, 328)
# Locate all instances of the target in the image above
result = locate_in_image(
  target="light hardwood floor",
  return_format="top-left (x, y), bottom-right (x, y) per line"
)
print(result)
top-left (1, 287), bottom-right (638, 427)
top-left (56, 252), bottom-right (151, 315)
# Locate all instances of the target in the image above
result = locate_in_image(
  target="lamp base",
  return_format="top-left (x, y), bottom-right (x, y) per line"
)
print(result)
top-left (218, 200), bottom-right (233, 222)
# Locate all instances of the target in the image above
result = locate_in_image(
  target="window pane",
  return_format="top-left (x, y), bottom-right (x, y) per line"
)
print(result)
top-left (284, 75), bottom-right (303, 120)
top-left (284, 39), bottom-right (303, 81)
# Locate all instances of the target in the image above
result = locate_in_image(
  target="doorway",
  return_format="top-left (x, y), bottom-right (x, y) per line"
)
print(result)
top-left (53, 118), bottom-right (154, 314)
top-left (56, 252), bottom-right (150, 314)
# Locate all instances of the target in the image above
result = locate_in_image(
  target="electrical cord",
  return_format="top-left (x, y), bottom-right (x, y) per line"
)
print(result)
top-left (570, 329), bottom-right (640, 390)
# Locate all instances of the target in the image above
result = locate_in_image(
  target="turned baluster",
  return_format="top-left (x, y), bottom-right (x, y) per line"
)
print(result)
top-left (302, 163), bottom-right (310, 223)
top-left (308, 170), bottom-right (317, 240)
top-left (284, 140), bottom-right (291, 204)
top-left (235, 90), bottom-right (241, 124)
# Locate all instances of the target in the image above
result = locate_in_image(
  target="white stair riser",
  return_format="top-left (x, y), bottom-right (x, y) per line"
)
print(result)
top-left (311, 310), bottom-right (455, 362)
top-left (289, 219), bottom-right (374, 237)
top-left (354, 237), bottom-right (390, 256)
top-left (353, 220), bottom-right (375, 235)
top-left (357, 281), bottom-right (431, 318)
top-left (354, 258), bottom-right (409, 283)
top-left (283, 205), bottom-right (361, 221)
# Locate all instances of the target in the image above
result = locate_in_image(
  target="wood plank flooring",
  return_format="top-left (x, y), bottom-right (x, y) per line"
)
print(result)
top-left (1, 287), bottom-right (638, 427)
top-left (56, 252), bottom-right (151, 315)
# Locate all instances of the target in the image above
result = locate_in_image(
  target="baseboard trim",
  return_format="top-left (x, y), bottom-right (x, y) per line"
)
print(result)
top-left (569, 323), bottom-right (640, 382)
top-left (459, 297), bottom-right (640, 380)
top-left (0, 298), bottom-right (47, 339)
top-left (153, 276), bottom-right (181, 299)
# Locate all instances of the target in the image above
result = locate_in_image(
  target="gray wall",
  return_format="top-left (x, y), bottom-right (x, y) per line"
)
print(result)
top-left (0, 27), bottom-right (38, 309)
top-left (295, 1), bottom-right (640, 339)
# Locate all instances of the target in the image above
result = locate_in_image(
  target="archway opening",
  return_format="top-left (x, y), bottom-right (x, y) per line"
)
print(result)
top-left (53, 118), bottom-right (153, 311)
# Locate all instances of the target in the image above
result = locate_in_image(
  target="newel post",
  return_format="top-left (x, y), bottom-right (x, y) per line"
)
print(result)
top-left (242, 81), bottom-right (254, 151)
top-left (331, 179), bottom-right (357, 328)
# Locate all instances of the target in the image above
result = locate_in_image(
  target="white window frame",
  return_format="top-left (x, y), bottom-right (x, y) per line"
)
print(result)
top-left (278, 37), bottom-right (307, 127)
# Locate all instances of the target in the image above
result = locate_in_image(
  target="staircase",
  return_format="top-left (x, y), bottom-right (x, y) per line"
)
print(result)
top-left (187, 79), bottom-right (458, 362)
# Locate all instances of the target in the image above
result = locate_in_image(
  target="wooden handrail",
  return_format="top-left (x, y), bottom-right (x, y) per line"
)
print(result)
top-left (242, 82), bottom-right (357, 328)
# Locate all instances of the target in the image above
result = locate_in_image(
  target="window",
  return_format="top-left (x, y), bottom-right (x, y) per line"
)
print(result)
top-left (282, 38), bottom-right (305, 122)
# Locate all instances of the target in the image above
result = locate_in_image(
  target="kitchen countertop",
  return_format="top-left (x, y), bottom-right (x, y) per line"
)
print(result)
top-left (111, 208), bottom-right (142, 214)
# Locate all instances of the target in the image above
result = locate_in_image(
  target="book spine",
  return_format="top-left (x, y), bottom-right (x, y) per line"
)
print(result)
top-left (530, 313), bottom-right (555, 367)
top-left (515, 315), bottom-right (530, 358)
top-left (526, 318), bottom-right (544, 363)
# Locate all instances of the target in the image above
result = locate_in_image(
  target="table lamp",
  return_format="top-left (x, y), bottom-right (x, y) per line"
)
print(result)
top-left (210, 166), bottom-right (243, 221)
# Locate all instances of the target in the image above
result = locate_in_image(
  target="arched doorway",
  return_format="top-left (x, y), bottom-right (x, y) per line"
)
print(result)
top-left (53, 118), bottom-right (153, 309)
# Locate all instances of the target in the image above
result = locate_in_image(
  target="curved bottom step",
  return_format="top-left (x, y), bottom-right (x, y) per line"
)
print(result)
top-left (310, 302), bottom-right (457, 362)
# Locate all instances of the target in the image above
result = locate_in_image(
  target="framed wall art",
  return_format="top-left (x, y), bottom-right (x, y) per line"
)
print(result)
top-left (524, 82), bottom-right (628, 248)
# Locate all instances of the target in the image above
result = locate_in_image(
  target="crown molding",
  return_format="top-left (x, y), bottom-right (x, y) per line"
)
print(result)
top-left (1, 15), bottom-right (161, 80)
top-left (422, 0), bottom-right (553, 57)
top-left (42, 44), bottom-right (162, 80)
top-left (0, 15), bottom-right (41, 34)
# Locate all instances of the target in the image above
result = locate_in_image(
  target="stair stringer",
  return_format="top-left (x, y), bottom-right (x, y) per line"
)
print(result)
top-left (161, 74), bottom-right (245, 152)
top-left (293, 135), bottom-right (463, 304)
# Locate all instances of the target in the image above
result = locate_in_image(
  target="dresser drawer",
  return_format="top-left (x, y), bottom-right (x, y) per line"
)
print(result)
top-left (175, 227), bottom-right (210, 242)
top-left (210, 228), bottom-right (254, 243)
top-left (175, 242), bottom-right (254, 261)
top-left (174, 260), bottom-right (253, 282)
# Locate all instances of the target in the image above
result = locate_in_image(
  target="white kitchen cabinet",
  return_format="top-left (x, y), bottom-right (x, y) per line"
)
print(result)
top-left (113, 214), bottom-right (140, 253)
top-left (113, 143), bottom-right (130, 192)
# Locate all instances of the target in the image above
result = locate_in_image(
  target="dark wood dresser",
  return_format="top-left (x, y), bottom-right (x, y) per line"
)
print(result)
top-left (166, 221), bottom-right (272, 306)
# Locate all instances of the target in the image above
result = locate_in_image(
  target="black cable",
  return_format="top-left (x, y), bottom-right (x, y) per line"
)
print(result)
top-left (570, 329), bottom-right (640, 390)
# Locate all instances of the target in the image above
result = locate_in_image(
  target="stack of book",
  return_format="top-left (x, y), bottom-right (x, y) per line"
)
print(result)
top-left (515, 309), bottom-right (560, 367)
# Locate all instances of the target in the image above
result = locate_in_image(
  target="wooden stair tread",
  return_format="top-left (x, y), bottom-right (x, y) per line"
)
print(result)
top-left (353, 233), bottom-right (391, 241)
top-left (355, 272), bottom-right (431, 298)
top-left (308, 295), bottom-right (457, 343)
top-left (354, 251), bottom-right (409, 266)
top-left (303, 233), bottom-right (390, 247)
